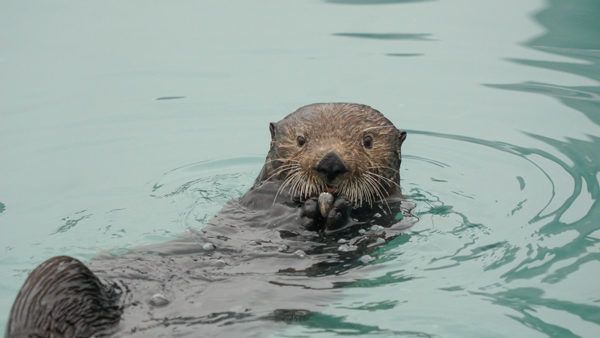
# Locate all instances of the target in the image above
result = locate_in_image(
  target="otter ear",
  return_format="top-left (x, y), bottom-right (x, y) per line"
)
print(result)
top-left (398, 130), bottom-right (407, 146)
top-left (269, 122), bottom-right (276, 140)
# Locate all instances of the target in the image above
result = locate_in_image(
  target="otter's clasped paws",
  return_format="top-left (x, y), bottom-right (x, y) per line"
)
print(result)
top-left (324, 197), bottom-right (351, 232)
top-left (299, 195), bottom-right (351, 232)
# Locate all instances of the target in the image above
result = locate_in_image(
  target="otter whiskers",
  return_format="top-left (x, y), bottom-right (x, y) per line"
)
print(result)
top-left (272, 165), bottom-right (302, 204)
top-left (271, 163), bottom-right (397, 212)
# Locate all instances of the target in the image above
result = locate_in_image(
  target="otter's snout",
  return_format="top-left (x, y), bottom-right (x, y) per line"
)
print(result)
top-left (315, 152), bottom-right (348, 182)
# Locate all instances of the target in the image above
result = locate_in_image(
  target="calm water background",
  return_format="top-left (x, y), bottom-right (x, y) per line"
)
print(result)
top-left (1, 0), bottom-right (599, 337)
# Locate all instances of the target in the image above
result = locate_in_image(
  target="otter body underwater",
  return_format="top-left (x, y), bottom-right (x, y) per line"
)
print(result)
top-left (6, 103), bottom-right (416, 338)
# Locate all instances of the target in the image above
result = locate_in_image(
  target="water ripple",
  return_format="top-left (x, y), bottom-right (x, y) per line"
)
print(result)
top-left (151, 157), bottom-right (263, 228)
top-left (406, 129), bottom-right (599, 282)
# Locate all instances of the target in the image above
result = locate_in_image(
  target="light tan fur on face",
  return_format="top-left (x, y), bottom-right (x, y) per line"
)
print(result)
top-left (256, 103), bottom-right (405, 206)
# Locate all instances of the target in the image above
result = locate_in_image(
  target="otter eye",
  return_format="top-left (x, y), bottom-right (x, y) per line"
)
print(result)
top-left (297, 135), bottom-right (306, 147)
top-left (363, 135), bottom-right (373, 149)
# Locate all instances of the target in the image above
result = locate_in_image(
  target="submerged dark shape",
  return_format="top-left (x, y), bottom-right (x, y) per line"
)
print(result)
top-left (5, 103), bottom-right (415, 338)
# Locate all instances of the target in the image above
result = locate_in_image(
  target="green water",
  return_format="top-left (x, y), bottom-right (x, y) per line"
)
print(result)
top-left (1, 0), bottom-right (599, 337)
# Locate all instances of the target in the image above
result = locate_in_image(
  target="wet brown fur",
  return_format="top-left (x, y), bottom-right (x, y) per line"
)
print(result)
top-left (256, 103), bottom-right (406, 206)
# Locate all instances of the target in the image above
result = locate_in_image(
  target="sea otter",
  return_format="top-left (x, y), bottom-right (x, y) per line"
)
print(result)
top-left (5, 103), bottom-right (413, 338)
top-left (257, 103), bottom-right (406, 232)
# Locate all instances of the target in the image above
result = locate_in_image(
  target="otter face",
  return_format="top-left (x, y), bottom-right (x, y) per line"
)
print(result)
top-left (260, 103), bottom-right (407, 206)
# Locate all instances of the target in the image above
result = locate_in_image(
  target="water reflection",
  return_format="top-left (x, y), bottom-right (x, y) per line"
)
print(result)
top-left (486, 0), bottom-right (600, 125)
top-left (408, 129), bottom-right (599, 284)
top-left (52, 210), bottom-right (92, 234)
top-left (483, 0), bottom-right (600, 289)
top-left (332, 269), bottom-right (415, 288)
top-left (155, 96), bottom-right (186, 101)
top-left (473, 287), bottom-right (600, 337)
top-left (324, 0), bottom-right (434, 5)
top-left (282, 311), bottom-right (433, 337)
top-left (333, 33), bottom-right (434, 41)
top-left (386, 53), bottom-right (424, 57)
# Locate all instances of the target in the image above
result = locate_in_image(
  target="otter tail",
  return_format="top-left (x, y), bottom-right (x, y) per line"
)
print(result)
top-left (5, 256), bottom-right (123, 338)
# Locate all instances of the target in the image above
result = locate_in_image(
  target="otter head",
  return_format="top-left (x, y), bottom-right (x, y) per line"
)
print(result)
top-left (257, 103), bottom-right (407, 206)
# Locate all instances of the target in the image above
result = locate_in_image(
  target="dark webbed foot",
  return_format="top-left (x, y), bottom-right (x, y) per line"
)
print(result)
top-left (6, 256), bottom-right (123, 338)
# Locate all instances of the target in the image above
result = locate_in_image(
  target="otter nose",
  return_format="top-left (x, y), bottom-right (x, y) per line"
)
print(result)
top-left (315, 152), bottom-right (348, 182)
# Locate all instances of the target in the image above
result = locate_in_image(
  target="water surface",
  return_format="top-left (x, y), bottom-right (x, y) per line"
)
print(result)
top-left (1, 0), bottom-right (599, 336)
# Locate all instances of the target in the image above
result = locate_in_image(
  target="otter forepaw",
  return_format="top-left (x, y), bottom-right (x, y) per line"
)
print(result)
top-left (325, 197), bottom-right (351, 232)
top-left (300, 197), bottom-right (321, 231)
